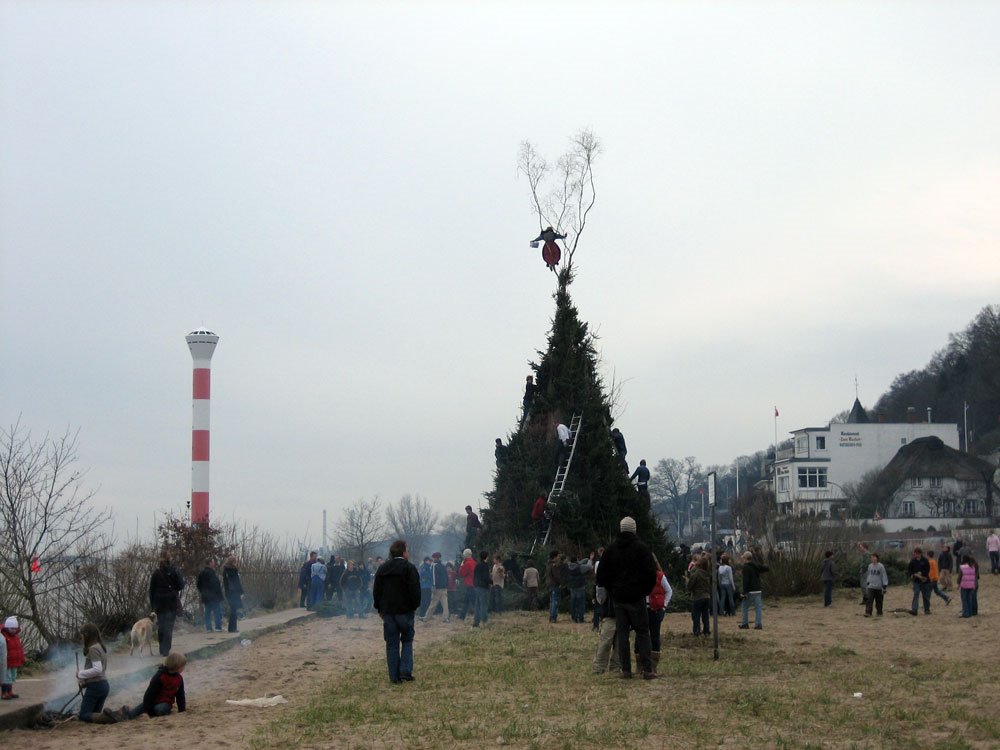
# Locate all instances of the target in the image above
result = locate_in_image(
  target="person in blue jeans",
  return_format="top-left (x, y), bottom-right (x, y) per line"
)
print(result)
top-left (739, 551), bottom-right (768, 630)
top-left (473, 550), bottom-right (491, 627)
top-left (196, 559), bottom-right (224, 632)
top-left (77, 623), bottom-right (113, 723)
top-left (906, 548), bottom-right (932, 616)
top-left (546, 550), bottom-right (564, 623)
top-left (373, 539), bottom-right (421, 684)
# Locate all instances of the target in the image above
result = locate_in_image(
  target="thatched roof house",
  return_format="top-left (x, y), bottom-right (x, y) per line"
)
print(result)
top-left (876, 436), bottom-right (997, 519)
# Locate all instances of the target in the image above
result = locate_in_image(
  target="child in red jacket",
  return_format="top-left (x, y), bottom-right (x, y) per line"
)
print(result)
top-left (125, 652), bottom-right (186, 719)
top-left (2, 616), bottom-right (25, 700)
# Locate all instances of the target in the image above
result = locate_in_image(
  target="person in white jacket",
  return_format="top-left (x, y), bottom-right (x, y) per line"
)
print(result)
top-left (864, 553), bottom-right (889, 617)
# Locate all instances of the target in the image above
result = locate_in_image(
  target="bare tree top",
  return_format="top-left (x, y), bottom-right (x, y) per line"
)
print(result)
top-left (518, 130), bottom-right (600, 281)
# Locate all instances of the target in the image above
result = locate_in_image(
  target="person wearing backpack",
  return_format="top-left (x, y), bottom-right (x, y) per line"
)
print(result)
top-left (646, 555), bottom-right (673, 673)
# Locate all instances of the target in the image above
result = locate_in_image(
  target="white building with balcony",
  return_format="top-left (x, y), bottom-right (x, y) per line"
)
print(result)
top-left (773, 399), bottom-right (960, 516)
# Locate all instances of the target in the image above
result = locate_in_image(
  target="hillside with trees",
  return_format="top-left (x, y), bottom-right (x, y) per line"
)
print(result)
top-left (873, 304), bottom-right (1000, 453)
top-left (649, 303), bottom-right (999, 537)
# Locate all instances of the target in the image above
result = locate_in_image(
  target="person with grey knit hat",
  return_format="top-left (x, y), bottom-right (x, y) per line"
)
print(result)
top-left (595, 516), bottom-right (658, 680)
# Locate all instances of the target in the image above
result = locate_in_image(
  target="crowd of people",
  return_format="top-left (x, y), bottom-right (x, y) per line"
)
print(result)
top-left (13, 523), bottom-right (990, 724)
top-left (854, 536), bottom-right (987, 619)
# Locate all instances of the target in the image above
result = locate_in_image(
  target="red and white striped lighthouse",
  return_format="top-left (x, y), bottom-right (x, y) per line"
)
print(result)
top-left (186, 329), bottom-right (219, 525)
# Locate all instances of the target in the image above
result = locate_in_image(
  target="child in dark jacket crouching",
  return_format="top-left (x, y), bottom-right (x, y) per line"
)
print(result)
top-left (125, 651), bottom-right (186, 719)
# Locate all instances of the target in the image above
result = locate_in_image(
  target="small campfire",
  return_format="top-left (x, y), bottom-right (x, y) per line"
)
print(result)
top-left (30, 710), bottom-right (78, 729)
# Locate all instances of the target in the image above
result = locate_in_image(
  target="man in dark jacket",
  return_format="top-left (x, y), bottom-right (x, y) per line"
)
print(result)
top-left (373, 540), bottom-right (421, 684)
top-left (149, 554), bottom-right (185, 656)
top-left (630, 460), bottom-right (651, 505)
top-left (298, 551), bottom-right (317, 608)
top-left (907, 547), bottom-right (932, 616)
top-left (595, 517), bottom-right (657, 679)
top-left (473, 550), bottom-right (492, 627)
top-left (196, 558), bottom-right (224, 632)
top-left (327, 556), bottom-right (346, 602)
top-left (739, 550), bottom-right (769, 629)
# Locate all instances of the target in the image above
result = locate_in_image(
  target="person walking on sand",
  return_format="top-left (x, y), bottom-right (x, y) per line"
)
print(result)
top-left (938, 544), bottom-right (953, 592)
top-left (738, 551), bottom-right (768, 630)
top-left (820, 550), bottom-right (836, 607)
top-left (373, 540), bottom-right (421, 684)
top-left (864, 553), bottom-right (889, 617)
top-left (149, 553), bottom-right (185, 656)
top-left (222, 556), bottom-right (244, 633)
top-left (907, 548), bottom-right (932, 616)
top-left (298, 551), bottom-right (317, 608)
top-left (987, 530), bottom-right (1000, 575)
top-left (196, 558), bottom-right (224, 632)
top-left (424, 552), bottom-right (450, 623)
top-left (926, 550), bottom-right (951, 607)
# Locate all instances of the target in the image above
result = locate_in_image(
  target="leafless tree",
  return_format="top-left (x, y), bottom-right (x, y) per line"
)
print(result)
top-left (518, 130), bottom-right (600, 277)
top-left (385, 494), bottom-right (438, 561)
top-left (334, 496), bottom-right (388, 563)
top-left (0, 422), bottom-right (113, 647)
top-left (649, 456), bottom-right (704, 536)
top-left (436, 512), bottom-right (466, 558)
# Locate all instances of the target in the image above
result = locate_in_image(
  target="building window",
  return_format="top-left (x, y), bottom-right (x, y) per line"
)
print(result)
top-left (965, 480), bottom-right (978, 492)
top-left (815, 436), bottom-right (826, 450)
top-left (910, 477), bottom-right (923, 488)
top-left (929, 477), bottom-right (942, 488)
top-left (944, 501), bottom-right (955, 516)
top-left (778, 476), bottom-right (789, 492)
top-left (796, 436), bottom-right (808, 454)
top-left (964, 499), bottom-right (979, 514)
top-left (797, 467), bottom-right (827, 488)
top-left (901, 501), bottom-right (915, 516)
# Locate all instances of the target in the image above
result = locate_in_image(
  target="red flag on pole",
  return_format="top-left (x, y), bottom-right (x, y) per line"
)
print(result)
top-left (774, 406), bottom-right (779, 418)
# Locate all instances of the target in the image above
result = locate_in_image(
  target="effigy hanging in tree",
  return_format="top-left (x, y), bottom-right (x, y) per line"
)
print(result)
top-left (529, 226), bottom-right (567, 272)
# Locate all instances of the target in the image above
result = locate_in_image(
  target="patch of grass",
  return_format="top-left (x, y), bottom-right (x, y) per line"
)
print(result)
top-left (250, 612), bottom-right (999, 749)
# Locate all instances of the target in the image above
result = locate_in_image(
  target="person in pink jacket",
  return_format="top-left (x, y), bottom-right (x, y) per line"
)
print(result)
top-left (958, 556), bottom-right (977, 618)
top-left (986, 530), bottom-right (1000, 575)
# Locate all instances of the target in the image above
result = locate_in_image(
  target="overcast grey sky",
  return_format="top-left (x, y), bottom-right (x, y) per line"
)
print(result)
top-left (2, 2), bottom-right (997, 548)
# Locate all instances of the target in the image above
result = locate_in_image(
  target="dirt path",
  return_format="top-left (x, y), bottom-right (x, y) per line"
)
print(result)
top-left (16, 614), bottom-right (465, 749)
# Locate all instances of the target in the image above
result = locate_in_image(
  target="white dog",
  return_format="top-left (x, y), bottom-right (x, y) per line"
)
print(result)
top-left (130, 612), bottom-right (157, 656)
